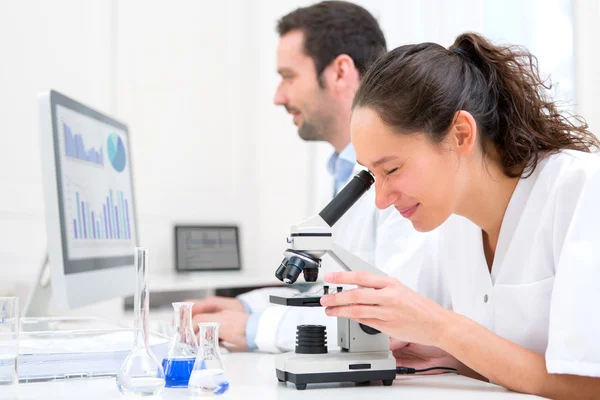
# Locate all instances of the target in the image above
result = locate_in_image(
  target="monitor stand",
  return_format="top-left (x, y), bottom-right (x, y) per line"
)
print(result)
top-left (22, 253), bottom-right (54, 320)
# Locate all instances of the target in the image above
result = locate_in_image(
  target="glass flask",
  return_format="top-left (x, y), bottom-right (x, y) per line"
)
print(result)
top-left (162, 302), bottom-right (198, 387)
top-left (116, 247), bottom-right (166, 396)
top-left (188, 323), bottom-right (230, 396)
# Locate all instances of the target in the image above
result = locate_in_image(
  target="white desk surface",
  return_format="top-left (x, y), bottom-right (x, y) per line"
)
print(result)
top-left (2, 351), bottom-right (546, 400)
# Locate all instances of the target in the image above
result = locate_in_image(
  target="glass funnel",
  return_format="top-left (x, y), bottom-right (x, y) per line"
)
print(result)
top-left (162, 302), bottom-right (198, 387)
top-left (188, 323), bottom-right (229, 396)
top-left (116, 247), bottom-right (165, 396)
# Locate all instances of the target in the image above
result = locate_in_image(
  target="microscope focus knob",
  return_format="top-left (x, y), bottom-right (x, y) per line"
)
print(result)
top-left (295, 325), bottom-right (327, 354)
top-left (359, 323), bottom-right (381, 335)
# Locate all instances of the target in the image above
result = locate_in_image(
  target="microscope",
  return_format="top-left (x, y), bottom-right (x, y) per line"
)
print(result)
top-left (270, 170), bottom-right (397, 390)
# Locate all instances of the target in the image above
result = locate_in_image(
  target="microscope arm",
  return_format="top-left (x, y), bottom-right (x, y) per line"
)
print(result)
top-left (328, 243), bottom-right (387, 277)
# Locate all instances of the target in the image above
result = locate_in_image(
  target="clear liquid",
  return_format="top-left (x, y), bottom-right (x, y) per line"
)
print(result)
top-left (189, 369), bottom-right (229, 396)
top-left (116, 377), bottom-right (165, 396)
top-left (0, 357), bottom-right (17, 385)
top-left (162, 357), bottom-right (195, 388)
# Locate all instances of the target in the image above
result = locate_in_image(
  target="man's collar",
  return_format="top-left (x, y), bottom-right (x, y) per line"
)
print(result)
top-left (327, 143), bottom-right (357, 179)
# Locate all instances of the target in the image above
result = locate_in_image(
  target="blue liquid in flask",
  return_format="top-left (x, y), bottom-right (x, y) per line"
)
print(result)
top-left (162, 358), bottom-right (196, 388)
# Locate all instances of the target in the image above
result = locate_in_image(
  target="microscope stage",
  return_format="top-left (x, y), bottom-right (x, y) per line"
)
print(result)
top-left (269, 294), bottom-right (323, 307)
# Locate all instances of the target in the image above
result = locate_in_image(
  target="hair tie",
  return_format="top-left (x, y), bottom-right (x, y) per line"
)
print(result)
top-left (450, 47), bottom-right (467, 58)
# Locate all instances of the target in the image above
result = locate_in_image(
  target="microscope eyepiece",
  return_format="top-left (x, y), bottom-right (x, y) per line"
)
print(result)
top-left (319, 170), bottom-right (374, 227)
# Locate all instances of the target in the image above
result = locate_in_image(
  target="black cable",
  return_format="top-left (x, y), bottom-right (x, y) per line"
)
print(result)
top-left (396, 366), bottom-right (459, 375)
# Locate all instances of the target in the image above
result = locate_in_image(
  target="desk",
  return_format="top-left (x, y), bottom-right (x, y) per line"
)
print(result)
top-left (1, 351), bottom-right (545, 399)
top-left (148, 270), bottom-right (285, 292)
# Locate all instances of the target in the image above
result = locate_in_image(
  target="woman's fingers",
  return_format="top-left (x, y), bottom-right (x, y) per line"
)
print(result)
top-left (324, 304), bottom-right (389, 321)
top-left (323, 271), bottom-right (392, 289)
top-left (320, 287), bottom-right (383, 307)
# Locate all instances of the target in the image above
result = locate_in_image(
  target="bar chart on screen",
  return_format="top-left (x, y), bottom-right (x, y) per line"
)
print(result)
top-left (67, 181), bottom-right (132, 241)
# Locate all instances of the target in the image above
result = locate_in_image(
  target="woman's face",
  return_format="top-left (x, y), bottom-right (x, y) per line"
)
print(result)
top-left (351, 107), bottom-right (465, 232)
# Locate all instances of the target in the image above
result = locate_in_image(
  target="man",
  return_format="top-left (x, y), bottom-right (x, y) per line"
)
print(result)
top-left (191, 1), bottom-right (427, 352)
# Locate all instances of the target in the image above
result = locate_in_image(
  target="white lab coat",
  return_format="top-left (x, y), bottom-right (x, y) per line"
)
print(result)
top-left (238, 165), bottom-right (430, 353)
top-left (421, 150), bottom-right (600, 377)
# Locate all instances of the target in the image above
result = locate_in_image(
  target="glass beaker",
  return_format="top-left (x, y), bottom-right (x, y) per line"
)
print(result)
top-left (116, 247), bottom-right (165, 396)
top-left (188, 323), bottom-right (229, 396)
top-left (162, 302), bottom-right (198, 387)
top-left (0, 297), bottom-right (19, 387)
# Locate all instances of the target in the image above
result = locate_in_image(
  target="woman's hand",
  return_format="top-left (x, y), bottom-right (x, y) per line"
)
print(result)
top-left (320, 271), bottom-right (450, 347)
top-left (390, 339), bottom-right (485, 380)
top-left (390, 339), bottom-right (461, 373)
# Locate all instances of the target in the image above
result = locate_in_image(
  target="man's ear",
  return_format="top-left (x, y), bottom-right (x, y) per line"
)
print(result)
top-left (322, 54), bottom-right (359, 90)
top-left (448, 110), bottom-right (478, 156)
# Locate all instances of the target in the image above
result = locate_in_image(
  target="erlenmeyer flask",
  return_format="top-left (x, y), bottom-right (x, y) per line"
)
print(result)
top-left (116, 247), bottom-right (165, 396)
top-left (162, 302), bottom-right (198, 387)
top-left (188, 323), bottom-right (230, 396)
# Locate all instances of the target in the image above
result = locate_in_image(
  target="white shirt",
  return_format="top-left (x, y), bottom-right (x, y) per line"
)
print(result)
top-left (422, 150), bottom-right (600, 377)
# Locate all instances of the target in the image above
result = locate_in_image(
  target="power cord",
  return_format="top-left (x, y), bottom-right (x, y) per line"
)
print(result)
top-left (396, 366), bottom-right (459, 375)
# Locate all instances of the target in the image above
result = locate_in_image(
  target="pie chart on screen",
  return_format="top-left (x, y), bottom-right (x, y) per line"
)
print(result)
top-left (107, 133), bottom-right (126, 172)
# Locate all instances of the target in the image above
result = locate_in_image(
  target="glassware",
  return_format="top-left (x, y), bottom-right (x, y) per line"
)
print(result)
top-left (0, 297), bottom-right (19, 386)
top-left (188, 323), bottom-right (229, 396)
top-left (116, 247), bottom-right (165, 396)
top-left (162, 302), bottom-right (198, 387)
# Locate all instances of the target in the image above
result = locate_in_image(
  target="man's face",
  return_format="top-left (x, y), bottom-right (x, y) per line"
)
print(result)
top-left (274, 30), bottom-right (334, 142)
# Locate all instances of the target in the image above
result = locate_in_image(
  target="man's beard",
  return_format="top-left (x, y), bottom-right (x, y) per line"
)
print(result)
top-left (298, 120), bottom-right (322, 141)
top-left (297, 113), bottom-right (334, 143)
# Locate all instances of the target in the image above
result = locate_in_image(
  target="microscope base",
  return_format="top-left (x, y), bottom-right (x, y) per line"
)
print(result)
top-left (275, 350), bottom-right (397, 390)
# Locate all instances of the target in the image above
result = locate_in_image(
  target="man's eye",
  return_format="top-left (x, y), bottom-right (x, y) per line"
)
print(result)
top-left (385, 168), bottom-right (398, 176)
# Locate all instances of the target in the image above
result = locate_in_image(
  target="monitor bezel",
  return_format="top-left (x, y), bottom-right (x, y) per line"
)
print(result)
top-left (40, 89), bottom-right (139, 308)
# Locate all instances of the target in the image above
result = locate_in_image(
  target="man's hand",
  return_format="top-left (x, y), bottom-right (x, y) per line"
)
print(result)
top-left (189, 296), bottom-right (246, 315)
top-left (192, 310), bottom-right (249, 349)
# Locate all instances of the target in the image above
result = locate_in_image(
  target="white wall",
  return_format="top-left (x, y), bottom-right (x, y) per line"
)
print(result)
top-left (0, 0), bottom-right (113, 296)
top-left (1, 0), bottom-right (598, 314)
top-left (574, 0), bottom-right (600, 135)
top-left (0, 0), bottom-right (318, 305)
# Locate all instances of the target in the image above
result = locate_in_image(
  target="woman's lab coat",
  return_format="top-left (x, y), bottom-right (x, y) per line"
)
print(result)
top-left (419, 150), bottom-right (600, 377)
top-left (238, 165), bottom-right (431, 353)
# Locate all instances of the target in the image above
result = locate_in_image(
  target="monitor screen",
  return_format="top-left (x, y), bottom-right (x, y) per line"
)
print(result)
top-left (51, 93), bottom-right (137, 274)
top-left (175, 226), bottom-right (241, 271)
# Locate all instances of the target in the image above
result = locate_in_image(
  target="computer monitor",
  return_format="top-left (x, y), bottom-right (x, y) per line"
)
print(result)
top-left (38, 90), bottom-right (138, 310)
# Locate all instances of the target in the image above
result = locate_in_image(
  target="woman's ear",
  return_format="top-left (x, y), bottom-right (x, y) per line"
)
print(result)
top-left (448, 110), bottom-right (478, 156)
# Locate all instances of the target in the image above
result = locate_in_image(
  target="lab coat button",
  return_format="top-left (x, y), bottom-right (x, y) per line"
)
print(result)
top-left (484, 294), bottom-right (489, 303)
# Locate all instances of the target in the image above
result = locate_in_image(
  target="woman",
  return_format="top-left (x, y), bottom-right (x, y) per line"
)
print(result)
top-left (319, 32), bottom-right (600, 399)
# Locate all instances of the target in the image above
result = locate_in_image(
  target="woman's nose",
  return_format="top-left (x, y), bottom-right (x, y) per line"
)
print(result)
top-left (374, 181), bottom-right (397, 210)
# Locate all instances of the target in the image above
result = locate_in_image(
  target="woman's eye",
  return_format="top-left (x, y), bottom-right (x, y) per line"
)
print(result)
top-left (385, 168), bottom-right (398, 176)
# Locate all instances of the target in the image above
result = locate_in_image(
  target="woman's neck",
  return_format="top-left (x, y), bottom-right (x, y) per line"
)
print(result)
top-left (456, 155), bottom-right (521, 253)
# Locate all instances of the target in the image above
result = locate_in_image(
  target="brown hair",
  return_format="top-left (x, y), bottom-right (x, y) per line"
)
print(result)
top-left (277, 1), bottom-right (386, 85)
top-left (353, 32), bottom-right (599, 177)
